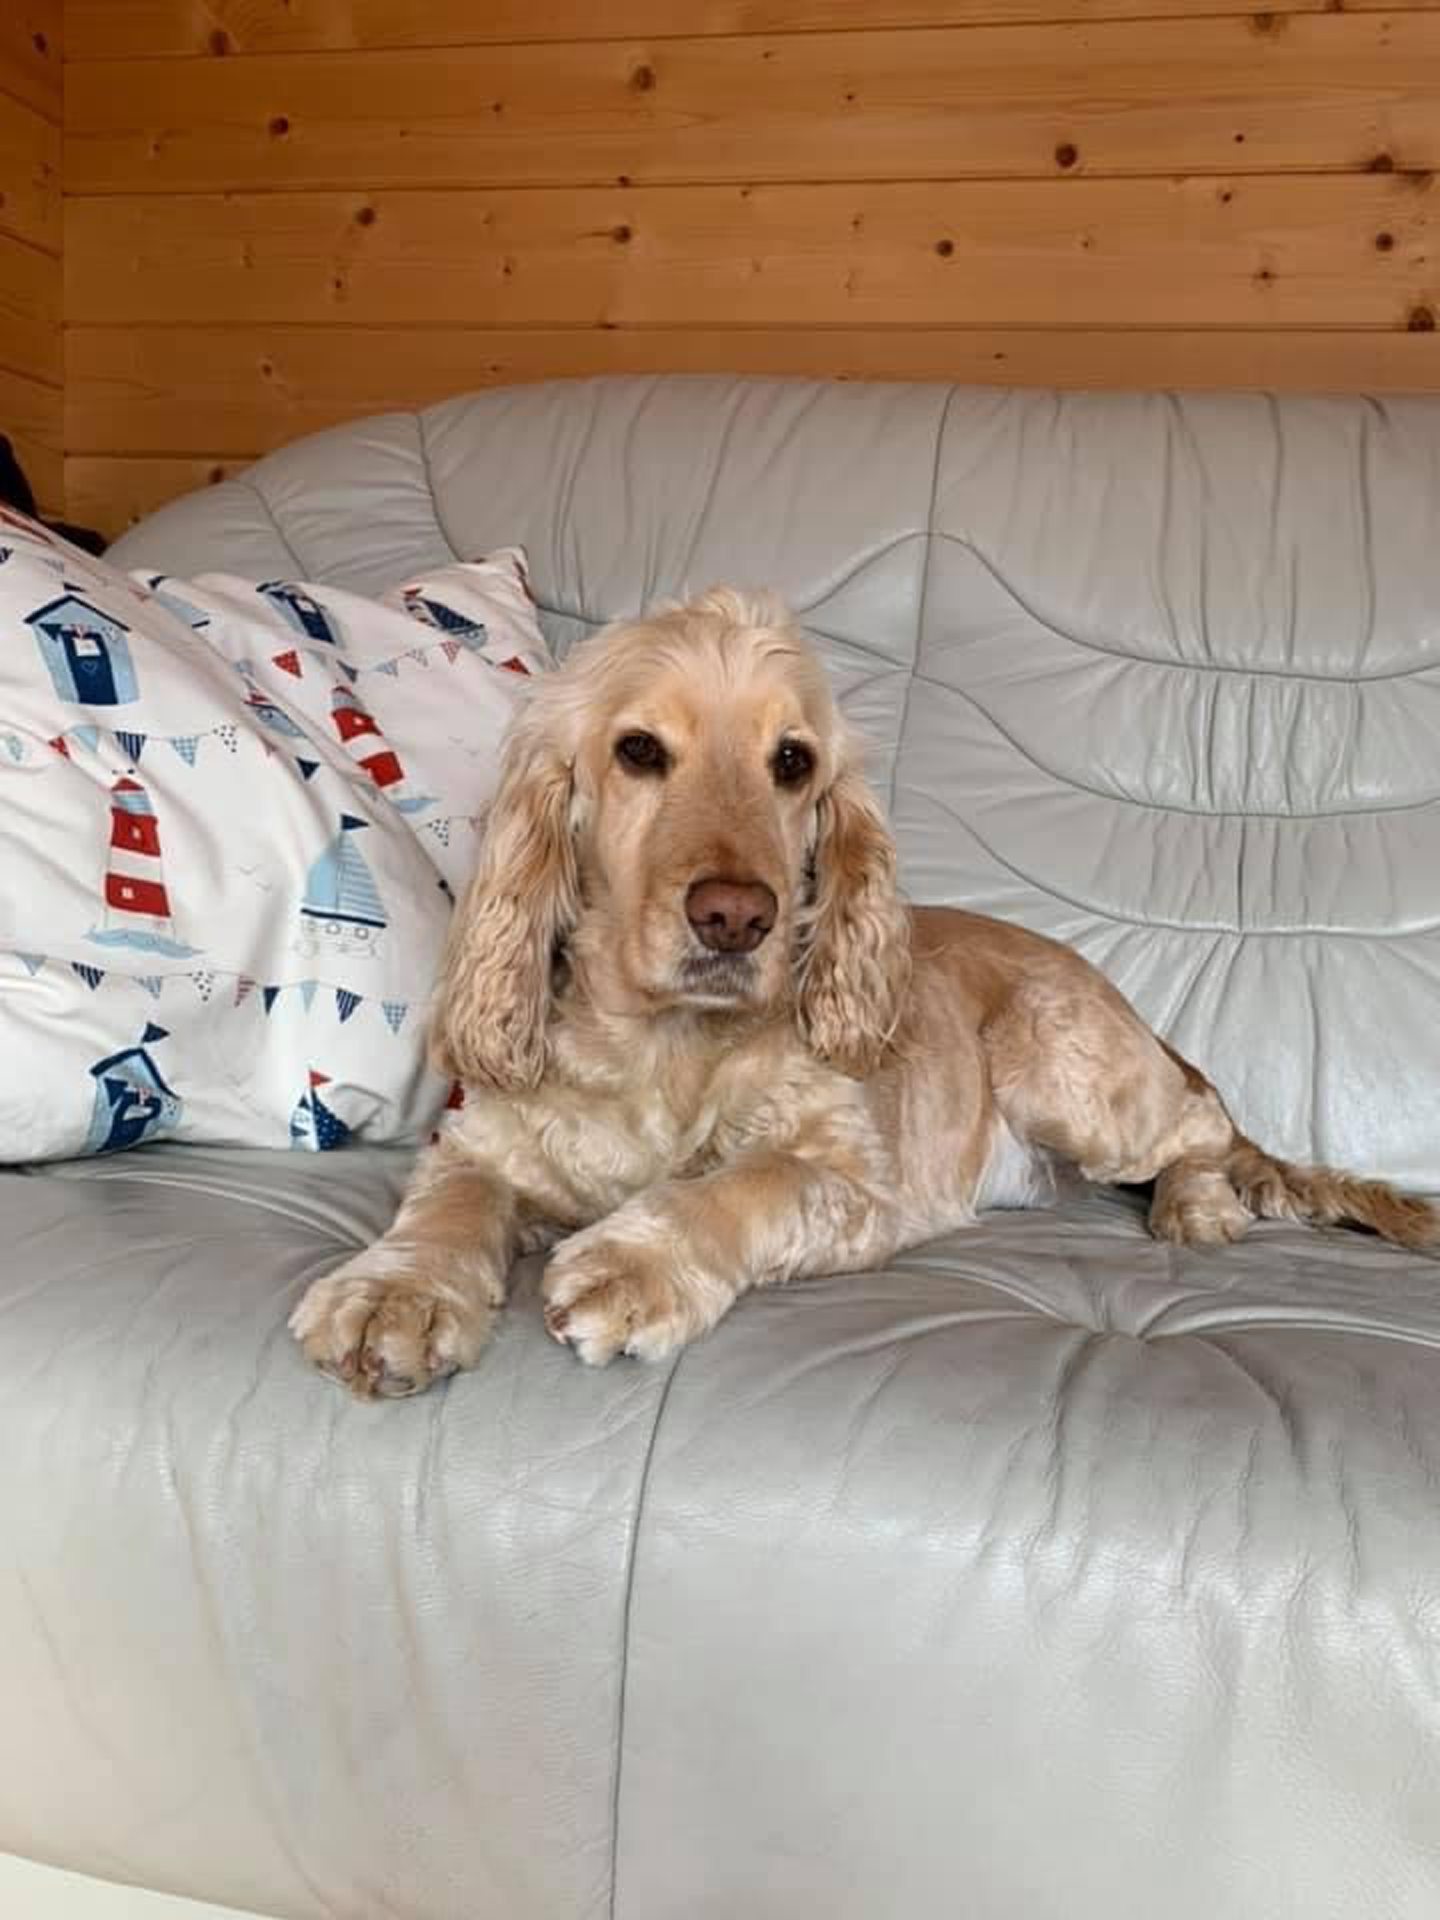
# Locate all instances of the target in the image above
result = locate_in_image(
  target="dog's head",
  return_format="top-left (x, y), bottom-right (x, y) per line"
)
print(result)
top-left (430, 589), bottom-right (910, 1090)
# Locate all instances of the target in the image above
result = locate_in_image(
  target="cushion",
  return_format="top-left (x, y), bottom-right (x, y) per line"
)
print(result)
top-left (0, 513), bottom-right (549, 1161)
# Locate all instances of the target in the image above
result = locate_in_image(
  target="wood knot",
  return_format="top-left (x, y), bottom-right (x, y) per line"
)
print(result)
top-left (935, 238), bottom-right (954, 257)
top-left (208, 27), bottom-right (231, 55)
top-left (355, 205), bottom-right (377, 226)
top-left (611, 223), bottom-right (632, 243)
top-left (1054, 142), bottom-right (1079, 170)
top-left (268, 114), bottom-right (290, 138)
top-left (1368, 152), bottom-right (1395, 173)
top-left (1407, 304), bottom-right (1437, 332)
top-left (630, 63), bottom-right (656, 91)
top-left (32, 30), bottom-right (48, 55)
top-left (1374, 230), bottom-right (1395, 251)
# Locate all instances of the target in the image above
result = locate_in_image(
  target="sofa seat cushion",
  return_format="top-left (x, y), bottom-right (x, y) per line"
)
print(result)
top-left (4, 1146), bottom-right (1438, 1920)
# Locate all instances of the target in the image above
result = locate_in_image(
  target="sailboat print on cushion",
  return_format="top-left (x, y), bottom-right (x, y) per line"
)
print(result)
top-left (88, 774), bottom-right (199, 956)
top-left (295, 813), bottom-right (387, 960)
top-left (289, 1069), bottom-right (353, 1151)
top-left (85, 1021), bottom-right (183, 1153)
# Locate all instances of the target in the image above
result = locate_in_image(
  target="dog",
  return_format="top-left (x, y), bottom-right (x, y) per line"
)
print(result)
top-left (291, 589), bottom-right (1438, 1397)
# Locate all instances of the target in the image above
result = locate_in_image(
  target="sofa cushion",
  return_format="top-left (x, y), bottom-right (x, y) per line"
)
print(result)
top-left (3, 1145), bottom-right (1438, 1920)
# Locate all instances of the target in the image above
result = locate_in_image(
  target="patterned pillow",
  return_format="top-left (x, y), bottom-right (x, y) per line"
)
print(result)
top-left (0, 513), bottom-right (550, 1161)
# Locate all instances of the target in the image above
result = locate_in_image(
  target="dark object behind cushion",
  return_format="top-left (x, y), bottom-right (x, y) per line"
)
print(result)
top-left (0, 433), bottom-right (107, 556)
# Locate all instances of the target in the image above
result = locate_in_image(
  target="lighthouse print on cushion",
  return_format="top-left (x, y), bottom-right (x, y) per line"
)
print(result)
top-left (0, 514), bottom-right (553, 1161)
top-left (91, 775), bottom-right (198, 957)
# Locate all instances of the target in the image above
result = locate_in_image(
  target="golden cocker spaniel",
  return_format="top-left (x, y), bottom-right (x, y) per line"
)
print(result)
top-left (292, 590), bottom-right (1437, 1396)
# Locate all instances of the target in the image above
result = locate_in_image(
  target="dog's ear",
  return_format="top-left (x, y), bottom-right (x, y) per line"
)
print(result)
top-left (798, 762), bottom-right (911, 1077)
top-left (428, 709), bottom-right (578, 1093)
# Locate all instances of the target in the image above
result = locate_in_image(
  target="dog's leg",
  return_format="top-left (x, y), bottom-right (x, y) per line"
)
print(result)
top-left (984, 966), bottom-right (1438, 1251)
top-left (541, 1150), bottom-right (885, 1366)
top-left (290, 1137), bottom-right (519, 1397)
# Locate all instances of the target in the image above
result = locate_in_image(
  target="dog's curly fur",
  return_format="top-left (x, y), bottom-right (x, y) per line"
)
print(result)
top-left (292, 590), bottom-right (1439, 1396)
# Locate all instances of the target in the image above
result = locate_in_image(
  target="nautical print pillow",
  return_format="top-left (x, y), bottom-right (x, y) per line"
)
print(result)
top-left (0, 512), bottom-right (549, 1161)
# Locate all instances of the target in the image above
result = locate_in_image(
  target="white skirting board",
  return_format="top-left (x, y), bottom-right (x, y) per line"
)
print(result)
top-left (0, 1853), bottom-right (277, 1919)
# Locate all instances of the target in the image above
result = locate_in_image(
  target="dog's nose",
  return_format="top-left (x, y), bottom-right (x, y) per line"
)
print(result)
top-left (685, 877), bottom-right (778, 955)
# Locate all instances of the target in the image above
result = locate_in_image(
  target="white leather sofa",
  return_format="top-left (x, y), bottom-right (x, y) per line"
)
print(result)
top-left (5, 376), bottom-right (1439, 1919)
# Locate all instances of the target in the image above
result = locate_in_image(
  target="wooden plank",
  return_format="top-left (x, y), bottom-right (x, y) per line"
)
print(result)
top-left (0, 1), bottom-right (61, 120)
top-left (64, 324), bottom-right (1440, 463)
top-left (0, 360), bottom-right (61, 511)
top-left (65, 454), bottom-right (249, 541)
top-left (63, 15), bottom-right (1440, 194)
top-left (63, 0), bottom-right (1356, 63)
top-left (64, 178), bottom-right (1440, 332)
top-left (0, 229), bottom-right (60, 383)
top-left (0, 92), bottom-right (61, 254)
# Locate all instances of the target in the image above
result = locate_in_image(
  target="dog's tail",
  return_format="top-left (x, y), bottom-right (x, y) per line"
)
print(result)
top-left (1225, 1137), bottom-right (1440, 1251)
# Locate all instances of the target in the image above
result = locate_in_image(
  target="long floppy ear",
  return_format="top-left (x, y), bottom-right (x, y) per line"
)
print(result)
top-left (428, 711), bottom-right (578, 1092)
top-left (798, 764), bottom-right (912, 1077)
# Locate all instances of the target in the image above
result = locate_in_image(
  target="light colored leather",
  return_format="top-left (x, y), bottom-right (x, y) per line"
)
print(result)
top-left (0, 1851), bottom-right (272, 1919)
top-left (7, 376), bottom-right (1431, 1919)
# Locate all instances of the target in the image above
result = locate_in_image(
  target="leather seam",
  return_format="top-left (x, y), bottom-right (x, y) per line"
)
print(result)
top-left (907, 665), bottom-right (1440, 823)
top-left (932, 530), bottom-right (1440, 686)
top-left (530, 531), bottom-right (925, 639)
top-left (238, 474), bottom-right (308, 578)
top-left (890, 389), bottom-right (956, 814)
top-left (908, 788), bottom-right (1440, 939)
top-left (608, 1348), bottom-right (685, 1920)
top-left (415, 409), bottom-right (464, 563)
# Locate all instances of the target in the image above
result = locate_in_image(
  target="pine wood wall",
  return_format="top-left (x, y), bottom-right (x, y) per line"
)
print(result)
top-left (59, 1), bottom-right (1440, 538)
top-left (0, 5), bottom-right (61, 513)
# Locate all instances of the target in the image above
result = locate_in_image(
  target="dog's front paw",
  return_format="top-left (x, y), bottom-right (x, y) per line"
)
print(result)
top-left (541, 1235), bottom-right (710, 1367)
top-left (290, 1255), bottom-right (494, 1398)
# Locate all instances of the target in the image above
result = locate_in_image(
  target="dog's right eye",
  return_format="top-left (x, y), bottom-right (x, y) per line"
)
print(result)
top-left (615, 731), bottom-right (668, 774)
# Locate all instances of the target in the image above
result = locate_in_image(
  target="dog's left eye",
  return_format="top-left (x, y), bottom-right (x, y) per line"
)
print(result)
top-left (772, 738), bottom-right (815, 787)
top-left (616, 731), bottom-right (668, 774)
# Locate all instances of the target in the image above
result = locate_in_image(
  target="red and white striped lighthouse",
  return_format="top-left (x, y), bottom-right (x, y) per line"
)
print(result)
top-left (104, 775), bottom-right (174, 933)
top-left (329, 683), bottom-right (404, 790)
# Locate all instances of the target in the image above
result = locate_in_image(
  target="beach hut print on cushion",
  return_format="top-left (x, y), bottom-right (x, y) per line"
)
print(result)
top-left (89, 774), bottom-right (198, 956)
top-left (244, 682), bottom-right (306, 739)
top-left (399, 588), bottom-right (488, 644)
top-left (258, 582), bottom-right (341, 646)
top-left (85, 1021), bottom-right (183, 1153)
top-left (296, 813), bottom-right (387, 960)
top-left (27, 592), bottom-right (139, 706)
top-left (289, 1070), bottom-right (353, 1151)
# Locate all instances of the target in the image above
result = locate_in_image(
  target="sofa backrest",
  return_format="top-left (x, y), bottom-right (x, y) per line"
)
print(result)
top-left (108, 376), bottom-right (1440, 1185)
